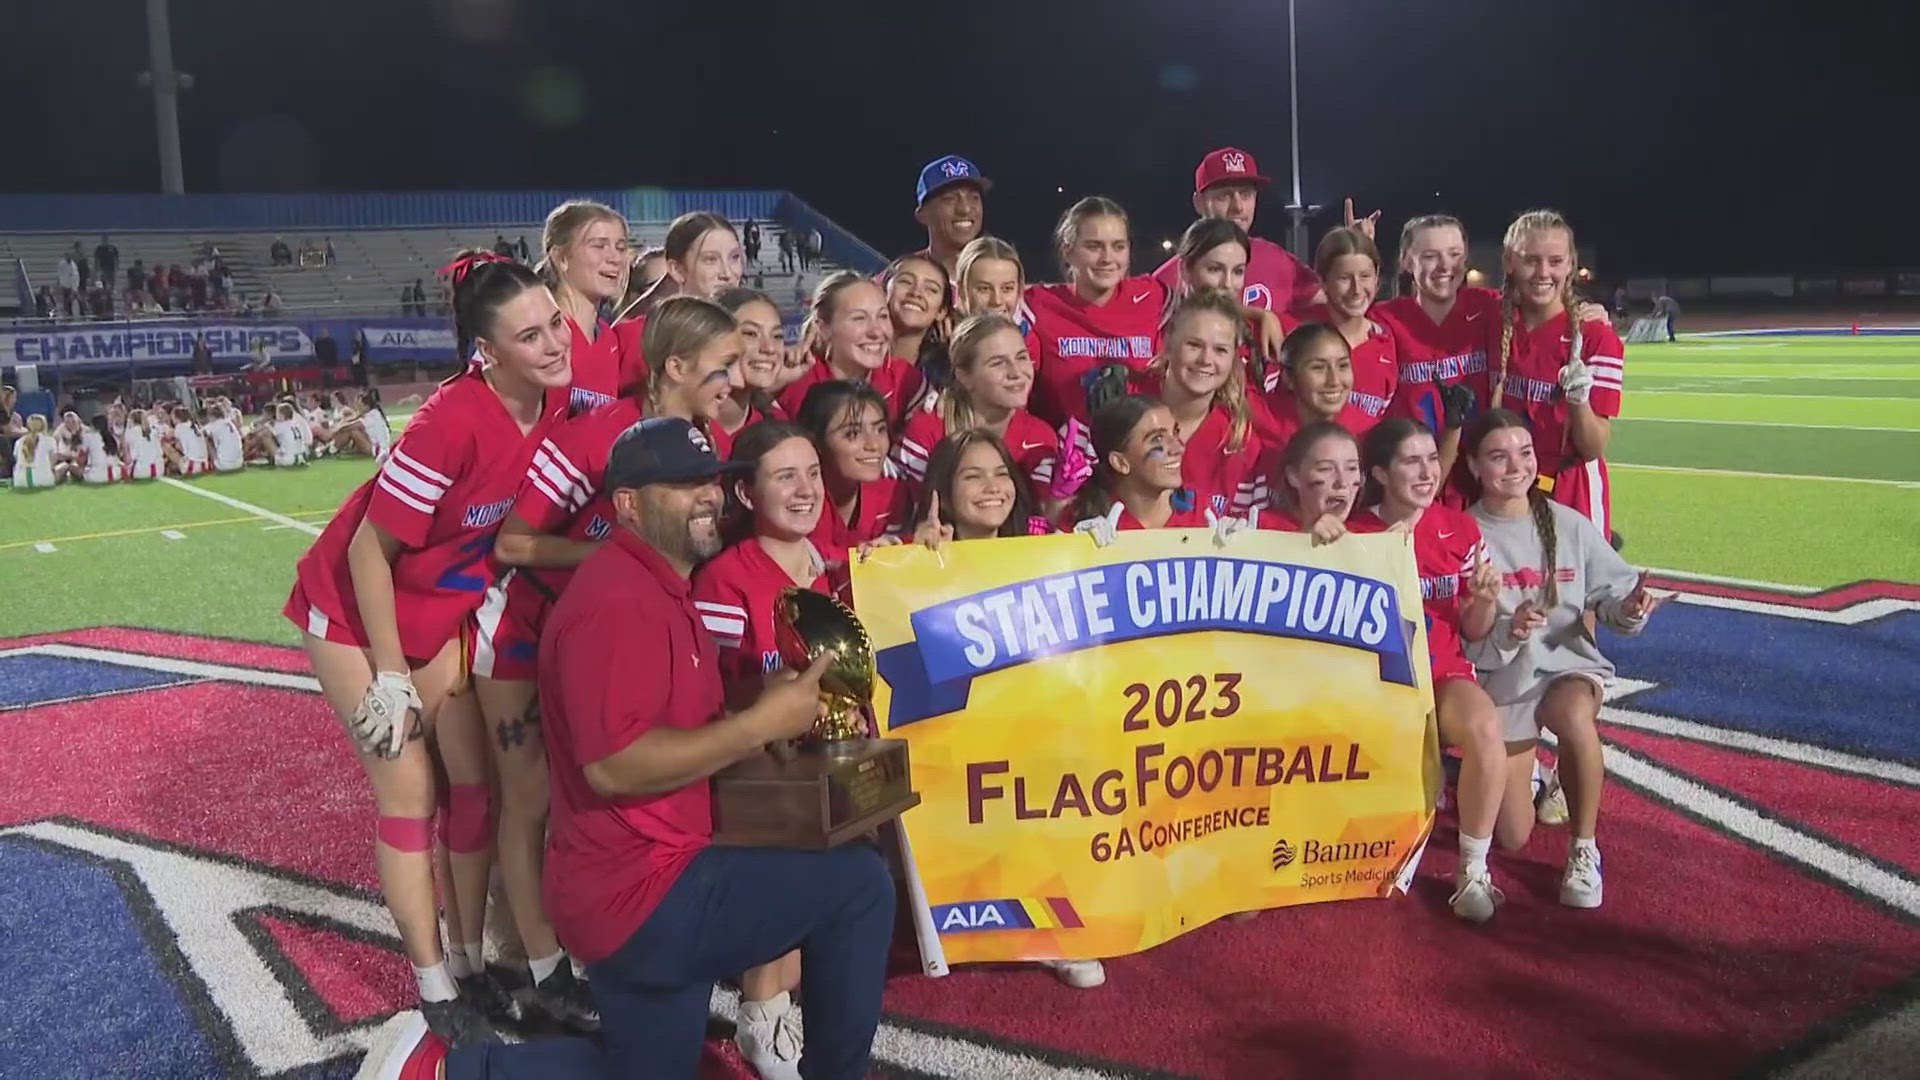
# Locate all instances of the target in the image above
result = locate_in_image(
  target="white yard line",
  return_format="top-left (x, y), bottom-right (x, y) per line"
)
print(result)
top-left (1641, 567), bottom-right (1820, 593)
top-left (1609, 462), bottom-right (1920, 488)
top-left (33, 542), bottom-right (56, 553)
top-left (160, 529), bottom-right (186, 540)
top-left (159, 478), bottom-right (323, 536)
top-left (1619, 416), bottom-right (1919, 433)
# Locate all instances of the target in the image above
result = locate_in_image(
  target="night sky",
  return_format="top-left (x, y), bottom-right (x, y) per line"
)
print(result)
top-left (7, 0), bottom-right (1915, 276)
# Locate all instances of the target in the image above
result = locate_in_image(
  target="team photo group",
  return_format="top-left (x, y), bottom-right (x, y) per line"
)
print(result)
top-left (314, 147), bottom-right (1666, 1080)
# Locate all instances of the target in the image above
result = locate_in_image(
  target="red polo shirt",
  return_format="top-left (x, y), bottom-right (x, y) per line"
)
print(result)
top-left (537, 527), bottom-right (723, 964)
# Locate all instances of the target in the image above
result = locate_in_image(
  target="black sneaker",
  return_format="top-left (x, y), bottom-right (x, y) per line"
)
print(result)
top-left (458, 972), bottom-right (524, 1028)
top-left (526, 962), bottom-right (601, 1033)
top-left (419, 995), bottom-right (502, 1048)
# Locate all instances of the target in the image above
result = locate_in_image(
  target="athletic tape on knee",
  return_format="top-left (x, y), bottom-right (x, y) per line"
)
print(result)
top-left (377, 815), bottom-right (433, 852)
top-left (444, 782), bottom-right (493, 854)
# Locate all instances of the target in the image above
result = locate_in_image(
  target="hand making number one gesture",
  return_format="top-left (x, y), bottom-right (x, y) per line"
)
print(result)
top-left (912, 491), bottom-right (955, 551)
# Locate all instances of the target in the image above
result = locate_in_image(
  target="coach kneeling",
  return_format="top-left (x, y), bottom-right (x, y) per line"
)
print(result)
top-left (368, 416), bottom-right (896, 1080)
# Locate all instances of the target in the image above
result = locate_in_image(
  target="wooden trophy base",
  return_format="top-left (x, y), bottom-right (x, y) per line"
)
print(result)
top-left (712, 738), bottom-right (920, 849)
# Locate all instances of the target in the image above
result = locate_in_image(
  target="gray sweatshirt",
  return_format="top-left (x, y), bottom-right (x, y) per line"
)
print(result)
top-left (1465, 499), bottom-right (1647, 705)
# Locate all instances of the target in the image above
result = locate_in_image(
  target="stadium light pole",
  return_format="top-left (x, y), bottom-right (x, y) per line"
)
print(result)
top-left (1281, 0), bottom-right (1318, 260)
top-left (144, 0), bottom-right (186, 194)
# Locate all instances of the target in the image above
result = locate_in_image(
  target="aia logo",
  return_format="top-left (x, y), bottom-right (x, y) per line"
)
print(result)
top-left (1271, 838), bottom-right (1297, 869)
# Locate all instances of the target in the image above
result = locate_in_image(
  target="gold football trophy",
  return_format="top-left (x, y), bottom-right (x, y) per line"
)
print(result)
top-left (711, 587), bottom-right (920, 848)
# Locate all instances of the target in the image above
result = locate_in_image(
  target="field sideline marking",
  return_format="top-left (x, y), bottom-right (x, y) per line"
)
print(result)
top-left (1643, 567), bottom-right (1820, 593)
top-left (1620, 416), bottom-right (1919, 434)
top-left (1601, 704), bottom-right (1920, 789)
top-left (1611, 462), bottom-right (1920, 488)
top-left (0, 510), bottom-right (332, 552)
top-left (159, 478), bottom-right (324, 536)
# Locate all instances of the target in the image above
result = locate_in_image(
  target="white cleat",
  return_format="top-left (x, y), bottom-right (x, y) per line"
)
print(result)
top-left (1536, 766), bottom-right (1569, 826)
top-left (1560, 845), bottom-right (1604, 909)
top-left (1042, 958), bottom-right (1107, 988)
top-left (1449, 869), bottom-right (1505, 924)
top-left (734, 992), bottom-right (803, 1080)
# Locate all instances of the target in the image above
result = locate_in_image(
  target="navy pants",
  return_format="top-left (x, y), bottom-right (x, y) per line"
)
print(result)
top-left (447, 842), bottom-right (895, 1080)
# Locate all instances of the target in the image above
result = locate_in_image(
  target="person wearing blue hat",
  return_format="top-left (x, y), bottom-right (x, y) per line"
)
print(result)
top-left (913, 154), bottom-right (991, 277)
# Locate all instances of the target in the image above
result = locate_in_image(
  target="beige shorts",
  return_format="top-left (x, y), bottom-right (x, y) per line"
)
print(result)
top-left (1498, 671), bottom-right (1607, 743)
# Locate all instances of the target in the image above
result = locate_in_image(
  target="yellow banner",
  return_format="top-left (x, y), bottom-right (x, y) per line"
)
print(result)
top-left (851, 528), bottom-right (1440, 964)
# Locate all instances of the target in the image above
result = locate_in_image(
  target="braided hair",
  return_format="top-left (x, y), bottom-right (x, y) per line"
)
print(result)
top-left (1494, 209), bottom-right (1583, 411)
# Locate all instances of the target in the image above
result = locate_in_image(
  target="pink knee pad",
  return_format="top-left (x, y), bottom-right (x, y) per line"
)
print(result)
top-left (376, 815), bottom-right (433, 852)
top-left (443, 782), bottom-right (493, 854)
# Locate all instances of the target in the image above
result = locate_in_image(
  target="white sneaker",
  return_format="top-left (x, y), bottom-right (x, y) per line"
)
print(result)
top-left (1536, 766), bottom-right (1569, 826)
top-left (1449, 868), bottom-right (1505, 924)
top-left (1561, 845), bottom-right (1604, 908)
top-left (353, 1011), bottom-right (439, 1080)
top-left (734, 993), bottom-right (803, 1080)
top-left (1041, 958), bottom-right (1107, 988)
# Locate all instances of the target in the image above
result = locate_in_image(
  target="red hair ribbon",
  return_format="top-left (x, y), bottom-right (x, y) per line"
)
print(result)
top-left (437, 251), bottom-right (513, 288)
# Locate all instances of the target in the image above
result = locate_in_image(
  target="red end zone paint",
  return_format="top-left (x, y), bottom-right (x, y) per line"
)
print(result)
top-left (1647, 576), bottom-right (1920, 611)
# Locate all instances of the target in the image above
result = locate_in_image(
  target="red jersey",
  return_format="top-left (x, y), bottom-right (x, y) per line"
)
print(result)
top-left (1249, 506), bottom-right (1304, 531)
top-left (514, 397), bottom-right (644, 588)
top-left (612, 315), bottom-right (647, 401)
top-left (1349, 504), bottom-right (1483, 681)
top-left (890, 403), bottom-right (1060, 488)
top-left (1484, 309), bottom-right (1624, 465)
top-left (812, 477), bottom-right (912, 558)
top-left (1119, 501), bottom-right (1212, 530)
top-left (1373, 287), bottom-right (1500, 433)
top-left (1174, 405), bottom-right (1266, 518)
top-left (537, 528), bottom-right (720, 964)
top-left (567, 316), bottom-right (624, 415)
top-left (690, 539), bottom-right (831, 692)
top-left (1264, 308), bottom-right (1397, 433)
top-left (1025, 276), bottom-right (1167, 428)
top-left (775, 356), bottom-right (924, 429)
top-left (284, 370), bottom-right (568, 659)
top-left (1153, 236), bottom-right (1320, 317)
top-left (708, 404), bottom-right (773, 461)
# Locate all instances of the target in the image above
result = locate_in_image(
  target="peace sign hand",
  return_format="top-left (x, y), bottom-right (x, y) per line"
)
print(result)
top-left (912, 491), bottom-right (955, 551)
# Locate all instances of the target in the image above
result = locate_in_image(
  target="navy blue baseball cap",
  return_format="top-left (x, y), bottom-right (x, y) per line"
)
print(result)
top-left (916, 155), bottom-right (992, 207)
top-left (605, 417), bottom-right (750, 491)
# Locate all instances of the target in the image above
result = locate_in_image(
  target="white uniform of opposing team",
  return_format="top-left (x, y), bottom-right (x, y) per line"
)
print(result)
top-left (271, 417), bottom-right (308, 468)
top-left (124, 422), bottom-right (163, 480)
top-left (361, 407), bottom-right (393, 458)
top-left (174, 421), bottom-right (211, 475)
top-left (11, 433), bottom-right (56, 488)
top-left (79, 428), bottom-right (126, 484)
top-left (206, 415), bottom-right (244, 472)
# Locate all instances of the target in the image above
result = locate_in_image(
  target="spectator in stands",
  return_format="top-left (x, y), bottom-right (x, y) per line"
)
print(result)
top-left (743, 218), bottom-right (762, 266)
top-left (168, 264), bottom-right (190, 309)
top-left (149, 264), bottom-right (169, 311)
top-left (777, 229), bottom-right (795, 274)
top-left (192, 334), bottom-right (214, 375)
top-left (913, 155), bottom-right (989, 278)
top-left (494, 233), bottom-right (515, 257)
top-left (1612, 285), bottom-right (1629, 317)
top-left (410, 279), bottom-right (427, 315)
top-left (263, 288), bottom-right (283, 316)
top-left (350, 329), bottom-right (371, 387)
top-left (271, 236), bottom-right (293, 266)
top-left (315, 327), bottom-right (340, 371)
top-left (95, 235), bottom-right (119, 293)
top-left (515, 234), bottom-right (530, 261)
top-left (126, 258), bottom-right (144, 295)
top-left (57, 250), bottom-right (81, 316)
top-left (32, 286), bottom-right (53, 319)
top-left (72, 241), bottom-right (92, 291)
top-left (324, 237), bottom-right (337, 265)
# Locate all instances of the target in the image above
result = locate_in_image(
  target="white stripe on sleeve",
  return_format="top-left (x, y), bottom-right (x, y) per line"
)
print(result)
top-left (390, 447), bottom-right (453, 487)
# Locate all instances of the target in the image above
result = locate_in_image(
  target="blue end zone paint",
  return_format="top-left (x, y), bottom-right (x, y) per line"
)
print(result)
top-left (0, 654), bottom-right (199, 709)
top-left (1607, 606), bottom-right (1920, 764)
top-left (0, 840), bottom-right (222, 1078)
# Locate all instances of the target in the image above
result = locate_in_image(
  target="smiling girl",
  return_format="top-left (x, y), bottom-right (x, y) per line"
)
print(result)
top-left (1251, 421), bottom-right (1362, 543)
top-left (282, 252), bottom-right (571, 1045)
top-left (891, 313), bottom-right (1062, 496)
top-left (1462, 409), bottom-right (1663, 909)
top-left (885, 253), bottom-right (952, 381)
top-left (777, 273), bottom-right (925, 427)
top-left (1151, 288), bottom-right (1264, 519)
top-left (711, 287), bottom-right (785, 457)
top-left (536, 200), bottom-right (631, 413)
top-left (909, 429), bottom-right (1048, 544)
top-left (1348, 419), bottom-right (1509, 924)
top-left (613, 212), bottom-right (745, 389)
top-left (796, 380), bottom-right (913, 556)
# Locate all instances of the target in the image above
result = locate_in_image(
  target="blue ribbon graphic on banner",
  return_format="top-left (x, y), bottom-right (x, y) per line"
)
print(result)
top-left (876, 556), bottom-right (1418, 728)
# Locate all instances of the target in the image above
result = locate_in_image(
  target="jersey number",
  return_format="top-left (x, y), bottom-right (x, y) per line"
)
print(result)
top-left (436, 534), bottom-right (494, 593)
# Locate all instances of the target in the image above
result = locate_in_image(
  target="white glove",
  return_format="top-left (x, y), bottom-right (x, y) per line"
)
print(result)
top-left (1072, 502), bottom-right (1125, 548)
top-left (1205, 508), bottom-right (1246, 548)
top-left (350, 670), bottom-right (421, 760)
top-left (1559, 355), bottom-right (1594, 406)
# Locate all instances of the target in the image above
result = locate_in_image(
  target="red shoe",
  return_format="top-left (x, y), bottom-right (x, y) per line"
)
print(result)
top-left (354, 1011), bottom-right (448, 1080)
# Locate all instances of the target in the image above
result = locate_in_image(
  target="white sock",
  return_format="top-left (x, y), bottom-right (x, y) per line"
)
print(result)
top-left (443, 947), bottom-right (472, 979)
top-left (415, 961), bottom-right (458, 1003)
top-left (1458, 832), bottom-right (1491, 878)
top-left (1531, 758), bottom-right (1545, 797)
top-left (739, 991), bottom-right (791, 1023)
top-left (462, 940), bottom-right (485, 973)
top-left (528, 950), bottom-right (565, 984)
top-left (1570, 836), bottom-right (1599, 859)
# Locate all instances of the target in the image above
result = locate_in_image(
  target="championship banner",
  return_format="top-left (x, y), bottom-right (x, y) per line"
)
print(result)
top-left (852, 529), bottom-right (1441, 969)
